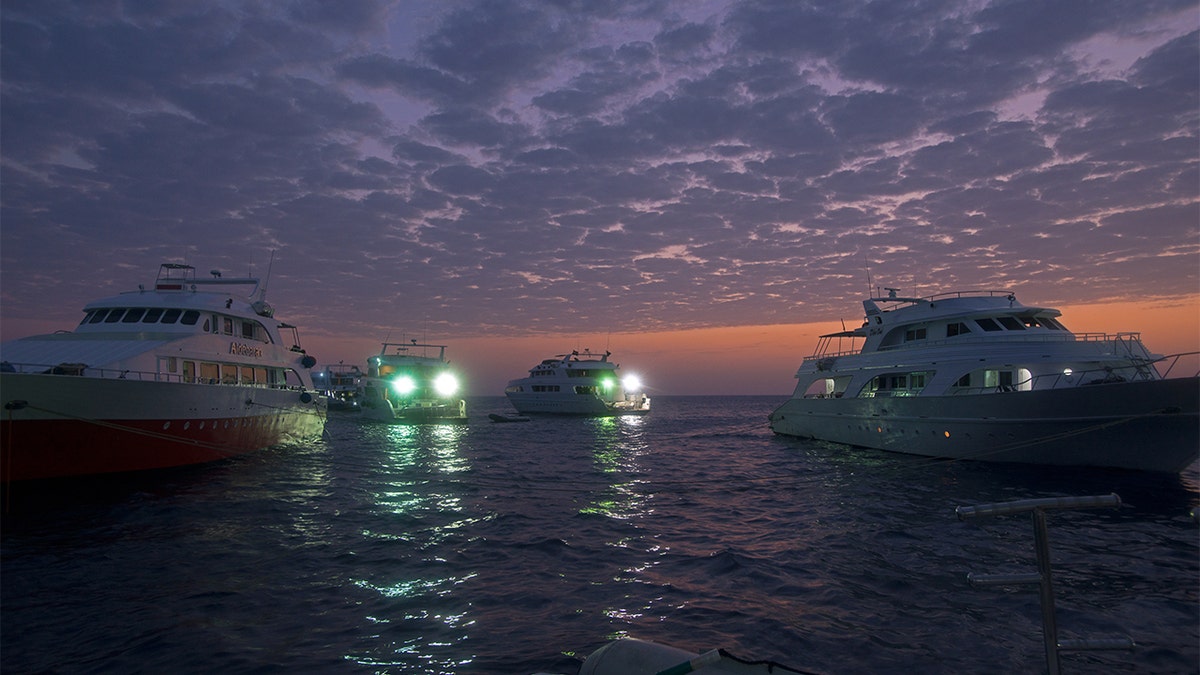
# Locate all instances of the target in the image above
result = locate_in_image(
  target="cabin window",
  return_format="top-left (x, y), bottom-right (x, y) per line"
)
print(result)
top-left (183, 360), bottom-right (196, 383)
top-left (975, 318), bottom-right (1002, 332)
top-left (241, 366), bottom-right (254, 383)
top-left (87, 309), bottom-right (110, 324)
top-left (255, 367), bottom-right (267, 384)
top-left (803, 377), bottom-right (851, 398)
top-left (241, 321), bottom-right (256, 340)
top-left (181, 310), bottom-right (200, 325)
top-left (1041, 318), bottom-right (1064, 330)
top-left (223, 317), bottom-right (234, 335)
top-left (997, 317), bottom-right (1024, 330)
top-left (861, 371), bottom-right (932, 397)
top-left (200, 362), bottom-right (219, 384)
top-left (221, 364), bottom-right (238, 384)
top-left (162, 309), bottom-right (182, 324)
top-left (104, 309), bottom-right (126, 323)
top-left (143, 308), bottom-right (163, 323)
top-left (946, 322), bottom-right (970, 337)
top-left (904, 327), bottom-right (927, 342)
top-left (1021, 316), bottom-right (1042, 328)
top-left (122, 308), bottom-right (146, 323)
top-left (984, 369), bottom-right (1015, 391)
top-left (956, 373), bottom-right (971, 387)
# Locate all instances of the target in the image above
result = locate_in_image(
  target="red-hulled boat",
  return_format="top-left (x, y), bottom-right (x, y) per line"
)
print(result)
top-left (0, 263), bottom-right (327, 480)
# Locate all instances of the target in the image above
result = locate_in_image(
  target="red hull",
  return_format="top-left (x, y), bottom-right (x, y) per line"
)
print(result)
top-left (0, 412), bottom-right (324, 481)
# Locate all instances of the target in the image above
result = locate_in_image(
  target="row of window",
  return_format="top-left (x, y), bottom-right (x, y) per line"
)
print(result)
top-left (82, 308), bottom-right (271, 343)
top-left (84, 307), bottom-right (200, 326)
top-left (516, 384), bottom-right (604, 395)
top-left (807, 367), bottom-right (1034, 399)
top-left (903, 316), bottom-right (1066, 342)
top-left (171, 358), bottom-right (285, 386)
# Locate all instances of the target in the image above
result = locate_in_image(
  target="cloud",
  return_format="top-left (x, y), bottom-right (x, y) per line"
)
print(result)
top-left (0, 0), bottom-right (1195, 358)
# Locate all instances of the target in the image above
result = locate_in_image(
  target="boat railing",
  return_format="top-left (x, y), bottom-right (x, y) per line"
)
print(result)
top-left (957, 494), bottom-right (1133, 675)
top-left (0, 362), bottom-right (309, 390)
top-left (808, 331), bottom-right (1143, 361)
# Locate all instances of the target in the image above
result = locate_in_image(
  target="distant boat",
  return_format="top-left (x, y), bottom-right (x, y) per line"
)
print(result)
top-left (768, 287), bottom-right (1199, 472)
top-left (488, 413), bottom-right (530, 423)
top-left (0, 263), bottom-right (327, 481)
top-left (505, 349), bottom-right (650, 416)
top-left (312, 363), bottom-right (363, 412)
top-left (358, 341), bottom-right (467, 423)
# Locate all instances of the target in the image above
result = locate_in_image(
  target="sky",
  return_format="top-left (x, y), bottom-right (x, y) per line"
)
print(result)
top-left (1, 0), bottom-right (1197, 395)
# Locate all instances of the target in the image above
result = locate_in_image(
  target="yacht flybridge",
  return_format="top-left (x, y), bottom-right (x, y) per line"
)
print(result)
top-left (768, 288), bottom-right (1198, 472)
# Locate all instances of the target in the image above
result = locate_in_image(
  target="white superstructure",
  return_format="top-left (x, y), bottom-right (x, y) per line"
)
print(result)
top-left (505, 349), bottom-right (650, 416)
top-left (768, 288), bottom-right (1198, 472)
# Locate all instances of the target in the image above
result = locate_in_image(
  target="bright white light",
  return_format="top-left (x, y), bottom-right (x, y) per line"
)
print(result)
top-left (391, 375), bottom-right (416, 395)
top-left (622, 374), bottom-right (642, 391)
top-left (1062, 368), bottom-right (1073, 377)
top-left (434, 372), bottom-right (458, 396)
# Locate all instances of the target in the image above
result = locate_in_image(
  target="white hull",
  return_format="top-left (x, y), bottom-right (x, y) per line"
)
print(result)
top-left (505, 392), bottom-right (649, 416)
top-left (769, 377), bottom-right (1199, 472)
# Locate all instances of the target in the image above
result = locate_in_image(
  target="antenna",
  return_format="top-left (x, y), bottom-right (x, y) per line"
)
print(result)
top-left (260, 250), bottom-right (275, 300)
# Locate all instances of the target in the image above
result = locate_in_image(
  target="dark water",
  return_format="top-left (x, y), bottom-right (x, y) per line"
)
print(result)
top-left (3, 396), bottom-right (1197, 674)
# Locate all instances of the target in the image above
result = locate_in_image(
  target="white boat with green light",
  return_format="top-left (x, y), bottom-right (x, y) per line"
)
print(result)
top-left (505, 350), bottom-right (650, 416)
top-left (359, 342), bottom-right (466, 423)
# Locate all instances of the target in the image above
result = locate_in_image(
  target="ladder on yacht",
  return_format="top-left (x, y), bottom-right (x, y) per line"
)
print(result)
top-left (956, 494), bottom-right (1134, 674)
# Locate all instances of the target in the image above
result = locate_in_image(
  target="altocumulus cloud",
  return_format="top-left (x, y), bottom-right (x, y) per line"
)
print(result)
top-left (1, 0), bottom-right (1196, 342)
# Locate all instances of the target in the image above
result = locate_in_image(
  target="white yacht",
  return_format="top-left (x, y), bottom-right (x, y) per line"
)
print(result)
top-left (0, 263), bottom-right (327, 480)
top-left (505, 349), bottom-right (650, 416)
top-left (359, 342), bottom-right (466, 423)
top-left (768, 288), bottom-right (1198, 472)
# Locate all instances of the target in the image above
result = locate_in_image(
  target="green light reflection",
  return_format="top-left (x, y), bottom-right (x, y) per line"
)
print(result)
top-left (344, 418), bottom-right (479, 671)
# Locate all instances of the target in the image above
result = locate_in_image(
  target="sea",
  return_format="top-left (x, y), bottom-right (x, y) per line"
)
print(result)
top-left (2, 396), bottom-right (1197, 674)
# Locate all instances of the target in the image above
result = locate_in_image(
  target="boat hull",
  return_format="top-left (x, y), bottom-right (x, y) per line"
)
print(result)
top-left (505, 392), bottom-right (650, 416)
top-left (0, 373), bottom-right (327, 481)
top-left (359, 398), bottom-right (467, 424)
top-left (768, 377), bottom-right (1200, 472)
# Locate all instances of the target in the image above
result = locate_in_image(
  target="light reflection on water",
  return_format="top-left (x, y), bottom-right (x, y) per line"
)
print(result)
top-left (346, 420), bottom-right (482, 671)
top-left (5, 399), bottom-right (1191, 674)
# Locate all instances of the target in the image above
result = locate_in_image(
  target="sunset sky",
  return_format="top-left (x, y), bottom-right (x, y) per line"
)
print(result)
top-left (2, 0), bottom-right (1197, 395)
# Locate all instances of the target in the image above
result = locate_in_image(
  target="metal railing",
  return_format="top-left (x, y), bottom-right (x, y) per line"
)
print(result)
top-left (957, 494), bottom-right (1133, 674)
top-left (1, 361), bottom-right (308, 391)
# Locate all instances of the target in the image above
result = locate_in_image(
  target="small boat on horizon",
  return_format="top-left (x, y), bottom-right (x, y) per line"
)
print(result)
top-left (358, 341), bottom-right (467, 424)
top-left (0, 263), bottom-right (327, 481)
top-left (505, 349), bottom-right (650, 416)
top-left (312, 363), bottom-right (363, 412)
top-left (768, 287), bottom-right (1199, 472)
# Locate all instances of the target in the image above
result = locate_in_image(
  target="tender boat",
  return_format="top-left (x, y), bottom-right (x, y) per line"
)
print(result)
top-left (0, 263), bottom-right (327, 481)
top-left (358, 342), bottom-right (467, 423)
top-left (768, 288), bottom-right (1199, 472)
top-left (312, 363), bottom-right (363, 412)
top-left (505, 349), bottom-right (650, 416)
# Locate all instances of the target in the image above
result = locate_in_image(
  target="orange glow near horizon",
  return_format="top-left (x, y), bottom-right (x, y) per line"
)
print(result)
top-left (4, 295), bottom-right (1197, 396)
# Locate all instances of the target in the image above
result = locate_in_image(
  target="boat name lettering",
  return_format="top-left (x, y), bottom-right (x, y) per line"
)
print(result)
top-left (229, 342), bottom-right (263, 358)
